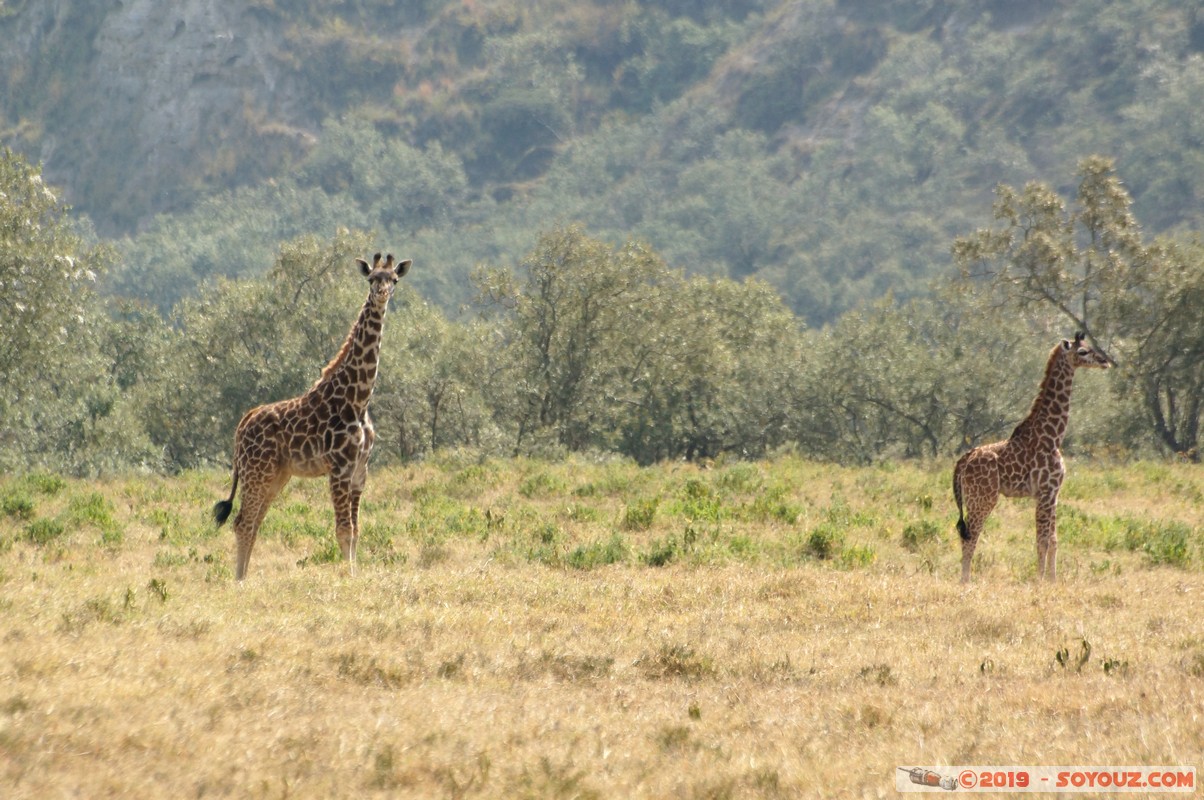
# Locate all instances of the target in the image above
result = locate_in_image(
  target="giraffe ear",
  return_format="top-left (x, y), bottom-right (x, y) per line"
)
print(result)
top-left (395, 258), bottom-right (412, 278)
top-left (1061, 339), bottom-right (1072, 351)
top-left (356, 258), bottom-right (371, 277)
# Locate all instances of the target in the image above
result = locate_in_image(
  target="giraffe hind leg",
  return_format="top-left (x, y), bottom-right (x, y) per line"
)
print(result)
top-left (233, 472), bottom-right (288, 581)
top-left (959, 496), bottom-right (998, 584)
top-left (955, 450), bottom-right (1002, 583)
top-left (960, 517), bottom-right (981, 584)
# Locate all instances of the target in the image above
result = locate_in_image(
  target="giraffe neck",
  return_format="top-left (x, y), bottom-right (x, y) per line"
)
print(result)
top-left (1011, 347), bottom-right (1076, 448)
top-left (311, 293), bottom-right (388, 413)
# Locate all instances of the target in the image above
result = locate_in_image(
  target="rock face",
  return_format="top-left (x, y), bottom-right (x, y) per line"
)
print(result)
top-left (93, 1), bottom-right (278, 174)
top-left (1, 0), bottom-right (309, 233)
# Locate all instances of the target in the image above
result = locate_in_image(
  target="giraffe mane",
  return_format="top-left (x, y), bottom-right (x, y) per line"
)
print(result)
top-left (315, 291), bottom-right (374, 385)
top-left (318, 324), bottom-right (359, 383)
top-left (1009, 340), bottom-right (1072, 440)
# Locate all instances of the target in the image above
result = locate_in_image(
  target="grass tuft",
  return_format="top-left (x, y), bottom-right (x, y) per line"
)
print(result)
top-left (638, 643), bottom-right (715, 680)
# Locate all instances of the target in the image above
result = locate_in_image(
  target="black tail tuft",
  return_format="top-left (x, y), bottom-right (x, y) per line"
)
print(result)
top-left (215, 468), bottom-right (238, 527)
top-left (952, 461), bottom-right (969, 540)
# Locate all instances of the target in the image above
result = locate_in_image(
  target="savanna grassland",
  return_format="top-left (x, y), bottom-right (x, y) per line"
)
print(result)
top-left (0, 456), bottom-right (1201, 798)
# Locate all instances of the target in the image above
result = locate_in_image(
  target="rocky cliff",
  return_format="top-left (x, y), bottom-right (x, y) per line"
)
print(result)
top-left (1, 0), bottom-right (312, 233)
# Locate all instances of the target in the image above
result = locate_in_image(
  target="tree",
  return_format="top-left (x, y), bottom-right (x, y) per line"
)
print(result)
top-left (953, 156), bottom-right (1203, 459)
top-left (476, 225), bottom-right (671, 454)
top-left (475, 225), bottom-right (808, 464)
top-left (370, 298), bottom-right (501, 460)
top-left (618, 274), bottom-right (803, 463)
top-left (298, 117), bottom-right (469, 233)
top-left (1108, 238), bottom-right (1204, 458)
top-left (0, 149), bottom-right (154, 474)
top-left (952, 155), bottom-right (1142, 347)
top-left (792, 296), bottom-right (1044, 463)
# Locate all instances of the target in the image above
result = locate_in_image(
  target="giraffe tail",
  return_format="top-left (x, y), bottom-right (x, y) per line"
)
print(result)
top-left (952, 462), bottom-right (969, 541)
top-left (213, 467), bottom-right (238, 527)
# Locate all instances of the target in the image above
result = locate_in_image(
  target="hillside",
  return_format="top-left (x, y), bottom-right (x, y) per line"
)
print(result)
top-left (3, 0), bottom-right (1203, 323)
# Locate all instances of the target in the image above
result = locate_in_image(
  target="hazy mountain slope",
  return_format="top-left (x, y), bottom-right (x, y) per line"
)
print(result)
top-left (3, 0), bottom-right (1201, 322)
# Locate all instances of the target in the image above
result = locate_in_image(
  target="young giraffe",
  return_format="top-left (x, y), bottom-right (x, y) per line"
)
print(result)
top-left (214, 253), bottom-right (411, 580)
top-left (953, 333), bottom-right (1110, 583)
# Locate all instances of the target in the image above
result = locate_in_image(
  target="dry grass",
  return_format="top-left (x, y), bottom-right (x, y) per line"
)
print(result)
top-left (0, 457), bottom-right (1201, 798)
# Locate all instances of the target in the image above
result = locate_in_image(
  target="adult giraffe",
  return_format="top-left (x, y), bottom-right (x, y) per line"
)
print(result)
top-left (953, 333), bottom-right (1110, 583)
top-left (214, 253), bottom-right (411, 580)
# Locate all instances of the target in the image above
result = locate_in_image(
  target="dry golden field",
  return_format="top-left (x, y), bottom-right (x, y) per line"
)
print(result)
top-left (1, 456), bottom-right (1201, 798)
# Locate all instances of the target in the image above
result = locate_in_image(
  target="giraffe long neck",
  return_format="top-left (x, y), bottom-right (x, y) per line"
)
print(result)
top-left (1011, 347), bottom-right (1076, 448)
top-left (312, 293), bottom-right (387, 413)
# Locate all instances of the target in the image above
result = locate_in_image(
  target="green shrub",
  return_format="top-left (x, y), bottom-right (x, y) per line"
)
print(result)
top-left (839, 544), bottom-right (877, 569)
top-left (523, 523), bottom-right (562, 566)
top-left (728, 534), bottom-right (756, 559)
top-left (1141, 522), bottom-right (1192, 568)
top-left (297, 539), bottom-right (342, 568)
top-left (641, 536), bottom-right (679, 567)
top-left (1, 491), bottom-right (35, 520)
top-left (66, 492), bottom-right (124, 545)
top-left (805, 523), bottom-right (844, 560)
top-left (26, 518), bottom-right (67, 545)
top-left (673, 479), bottom-right (723, 522)
top-left (565, 535), bottom-right (628, 570)
top-left (740, 485), bottom-right (801, 524)
top-left (901, 520), bottom-right (941, 552)
top-left (519, 471), bottom-right (566, 498)
top-left (622, 498), bottom-right (659, 531)
top-left (25, 473), bottom-right (67, 496)
top-left (715, 464), bottom-right (762, 493)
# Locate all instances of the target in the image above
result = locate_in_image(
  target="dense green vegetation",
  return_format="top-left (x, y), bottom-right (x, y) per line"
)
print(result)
top-left (2, 0), bottom-right (1203, 474)
top-left (3, 145), bottom-right (1197, 474)
top-left (6, 1), bottom-right (1200, 321)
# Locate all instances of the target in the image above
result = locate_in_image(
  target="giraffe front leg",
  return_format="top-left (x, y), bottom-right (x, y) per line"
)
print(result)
top-left (347, 461), bottom-right (367, 573)
top-left (329, 473), bottom-right (356, 575)
top-left (346, 417), bottom-right (375, 575)
top-left (1036, 494), bottom-right (1059, 581)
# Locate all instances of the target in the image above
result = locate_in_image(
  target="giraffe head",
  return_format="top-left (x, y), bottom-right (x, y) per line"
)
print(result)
top-left (1061, 332), bottom-right (1111, 370)
top-left (355, 252), bottom-right (412, 309)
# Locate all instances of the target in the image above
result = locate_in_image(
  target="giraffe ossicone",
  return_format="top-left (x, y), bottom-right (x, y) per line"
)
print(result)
top-left (952, 332), bottom-right (1110, 583)
top-left (214, 252), bottom-right (411, 580)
